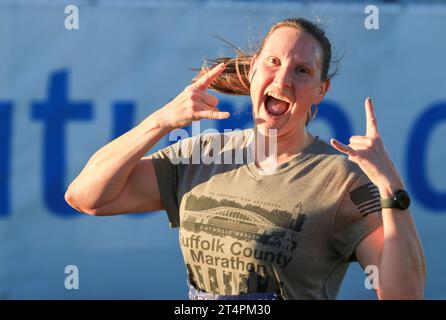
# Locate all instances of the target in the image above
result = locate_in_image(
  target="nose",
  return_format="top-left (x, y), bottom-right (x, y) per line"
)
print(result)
top-left (273, 67), bottom-right (292, 89)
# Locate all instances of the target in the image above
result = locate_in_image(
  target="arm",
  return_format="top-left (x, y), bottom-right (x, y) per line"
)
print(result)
top-left (65, 114), bottom-right (168, 215)
top-left (65, 63), bottom-right (229, 216)
top-left (355, 208), bottom-right (425, 299)
top-left (331, 98), bottom-right (426, 299)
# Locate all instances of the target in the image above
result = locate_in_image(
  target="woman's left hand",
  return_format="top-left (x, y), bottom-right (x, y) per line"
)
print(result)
top-left (330, 98), bottom-right (404, 197)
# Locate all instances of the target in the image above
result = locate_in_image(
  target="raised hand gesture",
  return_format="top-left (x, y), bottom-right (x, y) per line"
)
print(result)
top-left (330, 98), bottom-right (404, 196)
top-left (157, 63), bottom-right (230, 130)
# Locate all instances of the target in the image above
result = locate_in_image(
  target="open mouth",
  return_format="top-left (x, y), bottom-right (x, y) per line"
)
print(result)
top-left (263, 92), bottom-right (291, 117)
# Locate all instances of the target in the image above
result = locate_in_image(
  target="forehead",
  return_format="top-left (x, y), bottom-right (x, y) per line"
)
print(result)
top-left (261, 27), bottom-right (322, 66)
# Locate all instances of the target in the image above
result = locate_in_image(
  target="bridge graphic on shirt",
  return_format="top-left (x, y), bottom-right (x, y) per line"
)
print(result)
top-left (183, 194), bottom-right (306, 252)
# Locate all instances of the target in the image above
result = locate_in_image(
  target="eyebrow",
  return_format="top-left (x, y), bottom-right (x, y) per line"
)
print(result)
top-left (263, 52), bottom-right (314, 68)
top-left (296, 62), bottom-right (313, 69)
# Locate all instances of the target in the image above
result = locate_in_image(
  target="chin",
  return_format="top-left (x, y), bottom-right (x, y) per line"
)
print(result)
top-left (254, 120), bottom-right (284, 137)
top-left (253, 112), bottom-right (288, 135)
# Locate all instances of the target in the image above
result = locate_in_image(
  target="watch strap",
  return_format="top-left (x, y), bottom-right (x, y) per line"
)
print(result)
top-left (380, 189), bottom-right (410, 210)
top-left (380, 197), bottom-right (398, 208)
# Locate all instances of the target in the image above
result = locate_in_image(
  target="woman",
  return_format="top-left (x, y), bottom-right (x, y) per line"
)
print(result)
top-left (65, 18), bottom-right (425, 300)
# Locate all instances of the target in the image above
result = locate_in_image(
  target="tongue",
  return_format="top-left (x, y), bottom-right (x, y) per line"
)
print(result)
top-left (266, 96), bottom-right (289, 116)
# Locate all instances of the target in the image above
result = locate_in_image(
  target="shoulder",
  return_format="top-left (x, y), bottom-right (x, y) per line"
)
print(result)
top-left (313, 138), bottom-right (367, 182)
top-left (198, 128), bottom-right (253, 144)
top-left (158, 128), bottom-right (252, 160)
top-left (197, 128), bottom-right (253, 153)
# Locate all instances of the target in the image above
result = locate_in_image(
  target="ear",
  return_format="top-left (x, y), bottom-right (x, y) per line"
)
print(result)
top-left (314, 79), bottom-right (330, 104)
top-left (248, 54), bottom-right (257, 83)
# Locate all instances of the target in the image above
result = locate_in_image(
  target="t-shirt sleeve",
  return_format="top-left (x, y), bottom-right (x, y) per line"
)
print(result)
top-left (150, 136), bottom-right (198, 228)
top-left (150, 134), bottom-right (216, 228)
top-left (332, 170), bottom-right (383, 262)
top-left (150, 141), bottom-right (181, 228)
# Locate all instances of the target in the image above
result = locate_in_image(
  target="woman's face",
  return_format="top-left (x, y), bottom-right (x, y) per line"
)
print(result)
top-left (248, 27), bottom-right (329, 136)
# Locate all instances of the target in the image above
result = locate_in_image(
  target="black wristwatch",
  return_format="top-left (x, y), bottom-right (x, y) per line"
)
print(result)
top-left (380, 189), bottom-right (411, 210)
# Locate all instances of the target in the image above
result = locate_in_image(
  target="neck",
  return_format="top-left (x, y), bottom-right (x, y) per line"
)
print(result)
top-left (252, 126), bottom-right (314, 170)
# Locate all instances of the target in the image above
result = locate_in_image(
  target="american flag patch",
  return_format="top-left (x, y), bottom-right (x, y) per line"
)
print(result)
top-left (349, 183), bottom-right (381, 217)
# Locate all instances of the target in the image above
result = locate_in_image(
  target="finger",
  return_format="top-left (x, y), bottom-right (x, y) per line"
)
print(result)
top-left (194, 109), bottom-right (230, 120)
top-left (365, 97), bottom-right (379, 138)
top-left (349, 135), bottom-right (371, 146)
top-left (347, 142), bottom-right (370, 151)
top-left (330, 138), bottom-right (358, 157)
top-left (194, 63), bottom-right (226, 91)
top-left (199, 91), bottom-right (219, 108)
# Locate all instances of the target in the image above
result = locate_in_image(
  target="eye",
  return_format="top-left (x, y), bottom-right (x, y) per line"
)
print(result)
top-left (266, 56), bottom-right (280, 66)
top-left (295, 66), bottom-right (309, 74)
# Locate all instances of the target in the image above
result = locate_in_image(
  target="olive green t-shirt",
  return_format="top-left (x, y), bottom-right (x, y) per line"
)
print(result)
top-left (151, 128), bottom-right (382, 299)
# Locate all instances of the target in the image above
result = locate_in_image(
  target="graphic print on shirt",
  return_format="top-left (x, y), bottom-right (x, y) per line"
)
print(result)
top-left (349, 183), bottom-right (381, 217)
top-left (180, 191), bottom-right (307, 295)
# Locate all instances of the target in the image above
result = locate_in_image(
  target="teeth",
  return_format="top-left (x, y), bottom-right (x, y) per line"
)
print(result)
top-left (265, 91), bottom-right (291, 104)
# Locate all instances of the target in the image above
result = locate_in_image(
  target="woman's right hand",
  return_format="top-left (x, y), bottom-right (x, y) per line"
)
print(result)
top-left (155, 63), bottom-right (230, 131)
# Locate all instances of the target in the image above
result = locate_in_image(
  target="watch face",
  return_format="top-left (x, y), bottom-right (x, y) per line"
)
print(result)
top-left (397, 191), bottom-right (411, 209)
